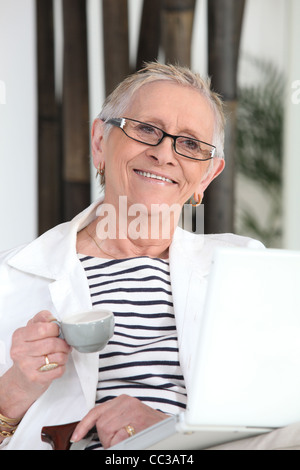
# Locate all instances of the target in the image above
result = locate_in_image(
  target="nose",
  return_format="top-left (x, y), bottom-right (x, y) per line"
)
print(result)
top-left (145, 135), bottom-right (177, 165)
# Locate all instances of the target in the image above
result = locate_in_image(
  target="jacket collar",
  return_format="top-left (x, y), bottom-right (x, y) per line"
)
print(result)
top-left (8, 198), bottom-right (104, 280)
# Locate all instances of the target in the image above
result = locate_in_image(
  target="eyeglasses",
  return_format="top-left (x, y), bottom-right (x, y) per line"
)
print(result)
top-left (105, 117), bottom-right (216, 161)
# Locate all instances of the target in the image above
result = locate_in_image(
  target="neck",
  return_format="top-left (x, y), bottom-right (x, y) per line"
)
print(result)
top-left (96, 234), bottom-right (171, 260)
top-left (81, 196), bottom-right (181, 259)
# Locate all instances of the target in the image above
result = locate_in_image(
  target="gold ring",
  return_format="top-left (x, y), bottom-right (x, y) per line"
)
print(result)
top-left (38, 355), bottom-right (59, 372)
top-left (124, 425), bottom-right (135, 437)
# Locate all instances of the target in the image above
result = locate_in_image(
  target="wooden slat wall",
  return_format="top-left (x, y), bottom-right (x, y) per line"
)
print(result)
top-left (36, 0), bottom-right (244, 234)
top-left (37, 0), bottom-right (90, 233)
top-left (102, 0), bottom-right (130, 96)
top-left (161, 0), bottom-right (196, 67)
top-left (62, 0), bottom-right (90, 221)
top-left (204, 0), bottom-right (246, 234)
top-left (37, 0), bottom-right (62, 235)
top-left (136, 0), bottom-right (161, 70)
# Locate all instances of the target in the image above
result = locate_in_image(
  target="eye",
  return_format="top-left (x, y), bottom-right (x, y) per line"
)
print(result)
top-left (135, 123), bottom-right (157, 135)
top-left (179, 137), bottom-right (200, 151)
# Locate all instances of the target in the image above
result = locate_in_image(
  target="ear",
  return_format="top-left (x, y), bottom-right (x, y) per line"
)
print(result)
top-left (195, 158), bottom-right (225, 199)
top-left (91, 118), bottom-right (105, 170)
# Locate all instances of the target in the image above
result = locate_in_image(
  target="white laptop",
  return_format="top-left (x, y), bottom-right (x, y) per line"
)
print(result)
top-left (110, 246), bottom-right (300, 450)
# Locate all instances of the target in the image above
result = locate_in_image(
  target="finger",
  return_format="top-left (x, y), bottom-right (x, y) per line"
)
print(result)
top-left (96, 402), bottom-right (136, 448)
top-left (11, 332), bottom-right (71, 374)
top-left (29, 310), bottom-right (57, 324)
top-left (98, 425), bottom-right (130, 449)
top-left (23, 319), bottom-right (60, 342)
top-left (71, 397), bottom-right (123, 443)
top-left (71, 406), bottom-right (104, 443)
top-left (109, 427), bottom-right (133, 448)
top-left (22, 339), bottom-right (70, 360)
top-left (14, 345), bottom-right (70, 372)
top-left (70, 398), bottom-right (122, 443)
top-left (29, 310), bottom-right (60, 337)
top-left (97, 396), bottom-right (168, 448)
top-left (37, 350), bottom-right (70, 368)
top-left (10, 352), bottom-right (67, 389)
top-left (71, 397), bottom-right (137, 447)
top-left (29, 336), bottom-right (71, 356)
top-left (35, 354), bottom-right (68, 380)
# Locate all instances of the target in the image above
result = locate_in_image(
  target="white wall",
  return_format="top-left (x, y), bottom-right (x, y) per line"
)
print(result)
top-left (0, 0), bottom-right (37, 251)
top-left (282, 0), bottom-right (300, 250)
top-left (235, 0), bottom-right (288, 248)
top-left (236, 0), bottom-right (300, 250)
top-left (238, 0), bottom-right (288, 85)
top-left (86, 0), bottom-right (106, 201)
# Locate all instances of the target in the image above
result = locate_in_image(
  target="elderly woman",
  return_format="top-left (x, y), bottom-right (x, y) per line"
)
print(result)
top-left (0, 63), bottom-right (296, 451)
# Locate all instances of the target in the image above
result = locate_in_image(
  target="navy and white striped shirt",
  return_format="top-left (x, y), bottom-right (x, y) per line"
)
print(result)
top-left (78, 254), bottom-right (187, 449)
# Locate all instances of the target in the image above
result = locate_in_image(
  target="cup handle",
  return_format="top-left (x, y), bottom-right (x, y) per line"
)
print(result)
top-left (50, 319), bottom-right (64, 339)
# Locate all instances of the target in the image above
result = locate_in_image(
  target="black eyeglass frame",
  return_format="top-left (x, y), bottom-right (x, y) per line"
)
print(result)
top-left (105, 117), bottom-right (216, 162)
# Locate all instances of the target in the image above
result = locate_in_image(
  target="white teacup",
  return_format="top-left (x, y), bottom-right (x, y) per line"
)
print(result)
top-left (53, 309), bottom-right (114, 353)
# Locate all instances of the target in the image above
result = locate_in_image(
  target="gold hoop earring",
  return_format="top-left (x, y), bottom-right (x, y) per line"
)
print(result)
top-left (96, 162), bottom-right (105, 185)
top-left (189, 194), bottom-right (202, 207)
top-left (97, 162), bottom-right (105, 176)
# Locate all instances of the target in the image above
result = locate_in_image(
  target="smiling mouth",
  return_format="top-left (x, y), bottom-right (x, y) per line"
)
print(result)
top-left (134, 170), bottom-right (177, 184)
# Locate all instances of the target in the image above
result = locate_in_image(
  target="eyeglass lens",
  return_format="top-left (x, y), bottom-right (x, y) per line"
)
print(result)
top-left (123, 120), bottom-right (214, 161)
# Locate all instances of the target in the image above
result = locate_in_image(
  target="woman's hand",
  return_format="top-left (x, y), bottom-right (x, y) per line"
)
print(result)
top-left (71, 394), bottom-right (168, 449)
top-left (0, 310), bottom-right (71, 420)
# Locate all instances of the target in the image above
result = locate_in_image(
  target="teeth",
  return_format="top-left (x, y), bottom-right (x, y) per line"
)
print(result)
top-left (136, 170), bottom-right (174, 183)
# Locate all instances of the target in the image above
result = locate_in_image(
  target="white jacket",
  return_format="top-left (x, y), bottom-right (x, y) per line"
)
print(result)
top-left (0, 199), bottom-right (263, 449)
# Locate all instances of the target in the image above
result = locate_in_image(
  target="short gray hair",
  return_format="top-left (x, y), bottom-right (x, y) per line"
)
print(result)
top-left (98, 61), bottom-right (225, 159)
